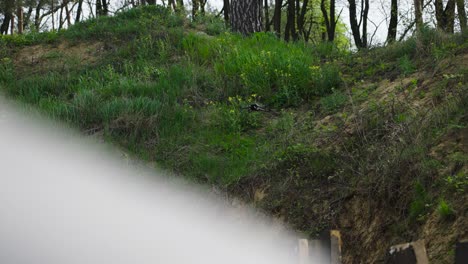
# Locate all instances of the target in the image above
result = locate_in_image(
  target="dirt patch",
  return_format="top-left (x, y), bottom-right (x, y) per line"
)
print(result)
top-left (13, 41), bottom-right (105, 74)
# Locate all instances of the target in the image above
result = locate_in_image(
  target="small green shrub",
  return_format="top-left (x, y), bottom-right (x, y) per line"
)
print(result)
top-left (445, 172), bottom-right (468, 193)
top-left (320, 89), bottom-right (347, 113)
top-left (409, 182), bottom-right (431, 221)
top-left (437, 199), bottom-right (455, 221)
top-left (398, 55), bottom-right (415, 75)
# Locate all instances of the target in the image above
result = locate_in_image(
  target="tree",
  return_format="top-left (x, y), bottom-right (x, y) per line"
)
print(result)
top-left (223, 0), bottom-right (230, 26)
top-left (75, 0), bottom-right (83, 23)
top-left (192, 0), bottom-right (207, 18)
top-left (386, 0), bottom-right (398, 43)
top-left (297, 0), bottom-right (310, 40)
top-left (321, 0), bottom-right (338, 42)
top-left (0, 0), bottom-right (15, 35)
top-left (435, 0), bottom-right (456, 33)
top-left (284, 0), bottom-right (297, 41)
top-left (457, 0), bottom-right (467, 31)
top-left (273, 0), bottom-right (282, 37)
top-left (229, 0), bottom-right (263, 35)
top-left (348, 0), bottom-right (369, 48)
top-left (264, 0), bottom-right (270, 32)
top-left (96, 0), bottom-right (109, 17)
top-left (414, 0), bottom-right (423, 31)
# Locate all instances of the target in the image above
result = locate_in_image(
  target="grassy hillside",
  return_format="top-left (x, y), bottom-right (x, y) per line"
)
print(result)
top-left (1, 6), bottom-right (467, 263)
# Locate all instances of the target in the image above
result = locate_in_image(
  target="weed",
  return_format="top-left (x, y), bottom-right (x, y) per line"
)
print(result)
top-left (398, 55), bottom-right (415, 75)
top-left (437, 199), bottom-right (455, 221)
top-left (409, 182), bottom-right (432, 222)
top-left (445, 172), bottom-right (468, 193)
top-left (320, 89), bottom-right (348, 113)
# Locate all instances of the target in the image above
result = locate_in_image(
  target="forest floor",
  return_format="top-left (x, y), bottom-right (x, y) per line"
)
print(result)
top-left (1, 6), bottom-right (467, 263)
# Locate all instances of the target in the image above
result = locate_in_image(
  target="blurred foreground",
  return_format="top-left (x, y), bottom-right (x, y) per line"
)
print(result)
top-left (0, 99), bottom-right (327, 264)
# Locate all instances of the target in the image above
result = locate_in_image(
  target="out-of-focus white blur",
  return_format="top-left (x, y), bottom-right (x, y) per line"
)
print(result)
top-left (0, 99), bottom-right (326, 264)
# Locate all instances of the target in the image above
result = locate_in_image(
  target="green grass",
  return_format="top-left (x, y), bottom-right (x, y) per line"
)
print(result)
top-left (437, 199), bottom-right (456, 221)
top-left (0, 5), bottom-right (467, 198)
top-left (1, 7), bottom-right (468, 262)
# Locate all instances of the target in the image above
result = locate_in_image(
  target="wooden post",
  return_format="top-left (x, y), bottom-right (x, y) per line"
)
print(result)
top-left (387, 240), bottom-right (429, 264)
top-left (330, 230), bottom-right (342, 264)
top-left (298, 239), bottom-right (309, 264)
top-left (455, 241), bottom-right (468, 264)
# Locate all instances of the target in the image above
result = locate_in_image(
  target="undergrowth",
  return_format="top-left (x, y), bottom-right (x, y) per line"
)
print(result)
top-left (0, 8), bottom-right (467, 261)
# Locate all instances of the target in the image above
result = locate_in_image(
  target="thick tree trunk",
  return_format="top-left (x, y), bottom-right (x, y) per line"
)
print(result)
top-left (17, 7), bottom-right (23, 34)
top-left (285, 0), bottom-right (297, 41)
top-left (414, 0), bottom-right (423, 31)
top-left (229, 0), bottom-right (263, 35)
top-left (1, 12), bottom-right (12, 35)
top-left (273, 0), bottom-right (282, 37)
top-left (457, 0), bottom-right (467, 31)
top-left (387, 0), bottom-right (398, 43)
top-left (435, 0), bottom-right (456, 33)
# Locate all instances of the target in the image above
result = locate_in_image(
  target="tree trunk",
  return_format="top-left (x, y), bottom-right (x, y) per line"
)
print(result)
top-left (175, 0), bottom-right (184, 12)
top-left (96, 0), bottom-right (108, 17)
top-left (35, 0), bottom-right (44, 30)
top-left (297, 0), bottom-right (309, 39)
top-left (65, 3), bottom-right (72, 27)
top-left (387, 0), bottom-right (398, 43)
top-left (362, 0), bottom-right (369, 46)
top-left (59, 3), bottom-right (64, 30)
top-left (103, 0), bottom-right (109, 16)
top-left (192, 0), bottom-right (199, 18)
top-left (52, 0), bottom-right (55, 30)
top-left (223, 0), bottom-right (230, 26)
top-left (96, 0), bottom-right (102, 16)
top-left (10, 13), bottom-right (15, 34)
top-left (435, 0), bottom-right (456, 33)
top-left (321, 0), bottom-right (336, 42)
top-left (414, 0), bottom-right (423, 31)
top-left (24, 5), bottom-right (33, 30)
top-left (264, 0), bottom-right (270, 32)
top-left (75, 0), bottom-right (83, 23)
top-left (348, 0), bottom-right (363, 48)
top-left (285, 0), bottom-right (297, 41)
top-left (229, 0), bottom-right (263, 35)
top-left (273, 0), bottom-right (282, 37)
top-left (17, 7), bottom-right (23, 34)
top-left (457, 0), bottom-right (467, 31)
top-left (1, 12), bottom-right (12, 35)
top-left (200, 0), bottom-right (207, 15)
